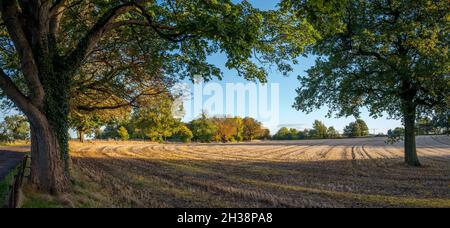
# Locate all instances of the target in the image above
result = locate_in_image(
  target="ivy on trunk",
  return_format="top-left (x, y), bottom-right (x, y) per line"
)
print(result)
top-left (0, 0), bottom-right (311, 193)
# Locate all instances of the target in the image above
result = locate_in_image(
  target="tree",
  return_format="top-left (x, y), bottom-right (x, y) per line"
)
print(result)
top-left (233, 117), bottom-right (244, 142)
top-left (117, 127), bottom-right (129, 141)
top-left (310, 120), bottom-right (327, 139)
top-left (431, 111), bottom-right (450, 134)
top-left (297, 130), bottom-right (308, 140)
top-left (343, 122), bottom-right (361, 138)
top-left (70, 116), bottom-right (97, 143)
top-left (343, 119), bottom-right (369, 137)
top-left (356, 119), bottom-right (369, 136)
top-left (289, 128), bottom-right (299, 140)
top-left (259, 128), bottom-right (271, 140)
top-left (387, 127), bottom-right (405, 144)
top-left (416, 117), bottom-right (433, 135)
top-left (97, 122), bottom-right (121, 140)
top-left (0, 115), bottom-right (29, 141)
top-left (213, 117), bottom-right (242, 143)
top-left (302, 129), bottom-right (310, 139)
top-left (68, 44), bottom-right (171, 142)
top-left (131, 94), bottom-right (180, 142)
top-left (0, 1), bottom-right (312, 192)
top-left (190, 112), bottom-right (218, 143)
top-left (242, 117), bottom-right (263, 141)
top-left (327, 126), bottom-right (339, 139)
top-left (289, 0), bottom-right (449, 166)
top-left (273, 127), bottom-right (290, 140)
top-left (273, 127), bottom-right (301, 140)
top-left (172, 124), bottom-right (193, 143)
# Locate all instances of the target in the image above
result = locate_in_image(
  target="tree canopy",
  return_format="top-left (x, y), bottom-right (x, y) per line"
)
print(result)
top-left (288, 0), bottom-right (449, 166)
top-left (0, 0), bottom-right (315, 192)
top-left (0, 114), bottom-right (29, 141)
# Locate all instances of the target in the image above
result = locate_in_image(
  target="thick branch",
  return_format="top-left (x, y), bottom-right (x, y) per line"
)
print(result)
top-left (63, 1), bottom-right (152, 73)
top-left (50, 0), bottom-right (68, 16)
top-left (0, 0), bottom-right (45, 107)
top-left (136, 4), bottom-right (197, 42)
top-left (0, 68), bottom-right (42, 121)
top-left (75, 90), bottom-right (165, 112)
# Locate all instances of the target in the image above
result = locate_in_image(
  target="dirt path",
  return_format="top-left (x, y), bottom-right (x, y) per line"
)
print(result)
top-left (0, 147), bottom-right (28, 180)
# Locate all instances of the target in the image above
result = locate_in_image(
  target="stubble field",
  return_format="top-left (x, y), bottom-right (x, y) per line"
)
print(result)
top-left (35, 135), bottom-right (449, 208)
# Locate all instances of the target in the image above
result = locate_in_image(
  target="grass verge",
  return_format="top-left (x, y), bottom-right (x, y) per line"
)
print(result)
top-left (0, 167), bottom-right (18, 207)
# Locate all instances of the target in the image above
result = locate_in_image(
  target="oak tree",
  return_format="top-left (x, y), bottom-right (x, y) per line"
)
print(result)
top-left (0, 0), bottom-right (311, 193)
top-left (287, 0), bottom-right (449, 166)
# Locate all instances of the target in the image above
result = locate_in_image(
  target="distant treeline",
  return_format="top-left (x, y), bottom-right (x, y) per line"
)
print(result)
top-left (95, 117), bottom-right (372, 143)
top-left (96, 112), bottom-right (269, 143)
top-left (86, 115), bottom-right (450, 143)
top-left (272, 119), bottom-right (369, 140)
top-left (0, 112), bottom-right (446, 144)
top-left (0, 115), bottom-right (29, 142)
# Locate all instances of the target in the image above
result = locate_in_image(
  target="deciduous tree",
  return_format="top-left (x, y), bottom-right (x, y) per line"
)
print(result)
top-left (242, 117), bottom-right (263, 141)
top-left (0, 0), bottom-right (312, 192)
top-left (117, 126), bottom-right (129, 141)
top-left (0, 114), bottom-right (29, 141)
top-left (288, 0), bottom-right (449, 166)
top-left (327, 126), bottom-right (340, 139)
top-left (190, 112), bottom-right (218, 143)
top-left (310, 120), bottom-right (327, 139)
top-left (131, 94), bottom-right (180, 142)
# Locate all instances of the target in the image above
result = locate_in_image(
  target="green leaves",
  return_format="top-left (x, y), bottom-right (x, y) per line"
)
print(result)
top-left (343, 119), bottom-right (369, 138)
top-left (56, 0), bottom-right (314, 83)
top-left (189, 112), bottom-right (218, 143)
top-left (130, 95), bottom-right (180, 142)
top-left (0, 114), bottom-right (30, 141)
top-left (117, 126), bottom-right (130, 141)
top-left (291, 0), bottom-right (449, 120)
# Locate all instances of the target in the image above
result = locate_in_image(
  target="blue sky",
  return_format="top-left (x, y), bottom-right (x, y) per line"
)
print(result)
top-left (0, 0), bottom-right (402, 136)
top-left (179, 0), bottom-right (402, 134)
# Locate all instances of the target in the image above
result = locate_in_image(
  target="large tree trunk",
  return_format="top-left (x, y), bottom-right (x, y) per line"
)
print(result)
top-left (402, 100), bottom-right (421, 167)
top-left (0, 0), bottom-right (131, 195)
top-left (28, 69), bottom-right (71, 194)
top-left (29, 115), bottom-right (69, 194)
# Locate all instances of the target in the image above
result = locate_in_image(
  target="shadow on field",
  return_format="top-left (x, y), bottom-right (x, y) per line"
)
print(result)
top-left (184, 136), bottom-right (450, 148)
top-left (71, 153), bottom-right (450, 208)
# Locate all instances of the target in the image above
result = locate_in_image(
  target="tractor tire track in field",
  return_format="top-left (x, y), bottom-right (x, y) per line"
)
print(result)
top-left (75, 151), bottom-right (301, 207)
top-left (69, 136), bottom-right (450, 208)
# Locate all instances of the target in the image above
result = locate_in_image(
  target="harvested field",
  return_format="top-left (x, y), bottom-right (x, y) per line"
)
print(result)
top-left (61, 136), bottom-right (450, 208)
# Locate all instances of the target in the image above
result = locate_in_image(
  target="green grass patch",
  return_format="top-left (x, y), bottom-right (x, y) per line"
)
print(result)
top-left (0, 167), bottom-right (18, 207)
top-left (21, 192), bottom-right (65, 208)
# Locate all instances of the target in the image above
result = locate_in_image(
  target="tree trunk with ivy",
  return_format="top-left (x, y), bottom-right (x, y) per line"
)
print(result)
top-left (0, 0), bottom-right (116, 193)
top-left (0, 1), bottom-right (140, 193)
top-left (1, 0), bottom-right (297, 194)
top-left (22, 51), bottom-right (71, 193)
top-left (401, 89), bottom-right (421, 167)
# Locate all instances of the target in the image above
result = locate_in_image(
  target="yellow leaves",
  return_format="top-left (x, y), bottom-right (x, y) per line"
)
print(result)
top-left (361, 29), bottom-right (376, 43)
top-left (223, 3), bottom-right (232, 15)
